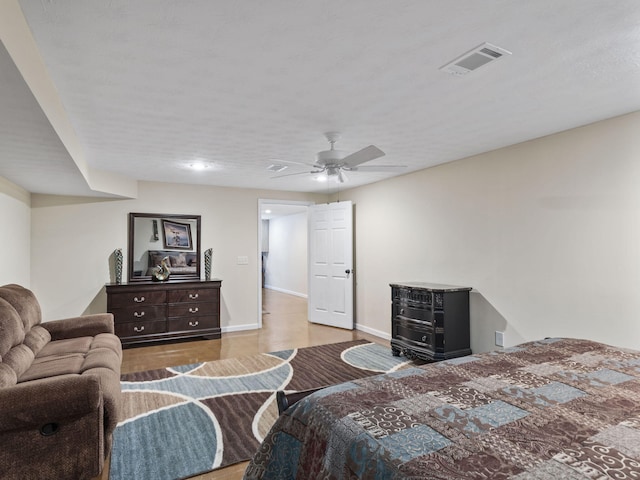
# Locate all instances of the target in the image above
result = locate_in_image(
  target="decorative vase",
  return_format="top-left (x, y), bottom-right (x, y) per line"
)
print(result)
top-left (204, 248), bottom-right (213, 280)
top-left (114, 248), bottom-right (123, 284)
top-left (153, 256), bottom-right (171, 282)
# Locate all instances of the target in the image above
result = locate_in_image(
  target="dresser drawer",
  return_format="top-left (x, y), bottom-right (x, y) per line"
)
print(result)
top-left (115, 320), bottom-right (166, 338)
top-left (168, 288), bottom-right (218, 303)
top-left (109, 291), bottom-right (166, 308)
top-left (112, 305), bottom-right (166, 323)
top-left (393, 287), bottom-right (432, 306)
top-left (393, 304), bottom-right (432, 323)
top-left (168, 302), bottom-right (213, 317)
top-left (393, 317), bottom-right (434, 349)
top-left (168, 315), bottom-right (218, 332)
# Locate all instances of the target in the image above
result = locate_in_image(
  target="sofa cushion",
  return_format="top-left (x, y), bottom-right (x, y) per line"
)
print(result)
top-left (18, 337), bottom-right (92, 382)
top-left (0, 284), bottom-right (42, 332)
top-left (19, 354), bottom-right (85, 382)
top-left (3, 344), bottom-right (35, 379)
top-left (37, 336), bottom-right (93, 357)
top-left (0, 298), bottom-right (24, 357)
top-left (23, 325), bottom-right (51, 356)
top-left (20, 333), bottom-right (122, 382)
top-left (90, 333), bottom-right (123, 358)
top-left (82, 348), bottom-right (122, 373)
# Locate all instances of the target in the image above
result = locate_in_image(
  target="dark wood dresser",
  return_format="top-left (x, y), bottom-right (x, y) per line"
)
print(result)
top-left (106, 279), bottom-right (222, 346)
top-left (390, 282), bottom-right (471, 362)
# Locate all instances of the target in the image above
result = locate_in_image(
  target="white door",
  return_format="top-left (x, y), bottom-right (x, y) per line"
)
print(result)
top-left (308, 201), bottom-right (354, 329)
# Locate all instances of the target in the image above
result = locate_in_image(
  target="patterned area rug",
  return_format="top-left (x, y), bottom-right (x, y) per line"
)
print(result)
top-left (109, 339), bottom-right (410, 480)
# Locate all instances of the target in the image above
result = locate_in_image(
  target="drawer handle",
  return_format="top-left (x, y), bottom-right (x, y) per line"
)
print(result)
top-left (134, 311), bottom-right (145, 318)
top-left (400, 308), bottom-right (405, 315)
top-left (189, 293), bottom-right (199, 300)
top-left (133, 296), bottom-right (145, 303)
top-left (422, 335), bottom-right (428, 342)
top-left (188, 307), bottom-right (199, 314)
top-left (133, 325), bottom-right (145, 333)
top-left (188, 321), bottom-right (199, 327)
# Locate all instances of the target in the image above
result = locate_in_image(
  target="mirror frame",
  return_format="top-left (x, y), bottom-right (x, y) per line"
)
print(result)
top-left (128, 212), bottom-right (202, 282)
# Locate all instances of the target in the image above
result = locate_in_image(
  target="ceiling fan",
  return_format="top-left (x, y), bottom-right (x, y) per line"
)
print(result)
top-left (272, 132), bottom-right (407, 183)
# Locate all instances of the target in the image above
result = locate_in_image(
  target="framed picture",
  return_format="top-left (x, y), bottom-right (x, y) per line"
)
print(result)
top-left (162, 220), bottom-right (192, 250)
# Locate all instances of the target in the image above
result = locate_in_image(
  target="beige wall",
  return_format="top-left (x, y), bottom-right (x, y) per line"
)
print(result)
top-left (30, 182), bottom-right (326, 327)
top-left (338, 111), bottom-right (640, 352)
top-left (0, 177), bottom-right (30, 287)
top-left (10, 111), bottom-right (640, 351)
top-left (264, 211), bottom-right (308, 296)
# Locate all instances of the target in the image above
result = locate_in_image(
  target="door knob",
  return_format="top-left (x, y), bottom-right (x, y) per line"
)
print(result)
top-left (345, 269), bottom-right (352, 278)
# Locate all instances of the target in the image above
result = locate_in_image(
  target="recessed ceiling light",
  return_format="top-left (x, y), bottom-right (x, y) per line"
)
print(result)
top-left (189, 162), bottom-right (210, 171)
top-left (265, 209), bottom-right (272, 214)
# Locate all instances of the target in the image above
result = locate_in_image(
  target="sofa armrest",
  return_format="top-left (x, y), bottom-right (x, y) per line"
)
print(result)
top-left (42, 313), bottom-right (115, 340)
top-left (0, 374), bottom-right (102, 431)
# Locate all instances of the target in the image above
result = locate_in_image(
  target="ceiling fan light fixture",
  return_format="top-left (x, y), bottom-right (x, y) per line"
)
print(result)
top-left (317, 149), bottom-right (345, 164)
top-left (270, 132), bottom-right (404, 184)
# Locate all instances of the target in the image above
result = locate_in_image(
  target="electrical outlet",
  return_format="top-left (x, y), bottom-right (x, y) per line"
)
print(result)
top-left (495, 331), bottom-right (505, 347)
top-left (237, 256), bottom-right (249, 265)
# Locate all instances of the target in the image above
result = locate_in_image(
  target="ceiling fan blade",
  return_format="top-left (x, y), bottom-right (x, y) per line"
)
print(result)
top-left (273, 159), bottom-right (322, 168)
top-left (349, 165), bottom-right (407, 172)
top-left (340, 145), bottom-right (385, 168)
top-left (271, 170), bottom-right (323, 179)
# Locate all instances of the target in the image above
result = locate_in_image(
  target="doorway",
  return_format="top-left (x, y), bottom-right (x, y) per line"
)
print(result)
top-left (257, 199), bottom-right (313, 328)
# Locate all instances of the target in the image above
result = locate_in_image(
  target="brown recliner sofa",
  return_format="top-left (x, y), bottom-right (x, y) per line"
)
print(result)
top-left (0, 284), bottom-right (122, 480)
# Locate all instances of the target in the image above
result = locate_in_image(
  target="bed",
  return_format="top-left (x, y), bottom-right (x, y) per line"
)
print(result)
top-left (144, 250), bottom-right (197, 276)
top-left (244, 338), bottom-right (640, 479)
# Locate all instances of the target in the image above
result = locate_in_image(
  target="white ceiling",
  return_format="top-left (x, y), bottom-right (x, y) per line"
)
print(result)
top-left (1, 1), bottom-right (640, 197)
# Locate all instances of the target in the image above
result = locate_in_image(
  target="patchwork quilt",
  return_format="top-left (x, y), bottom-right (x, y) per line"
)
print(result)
top-left (244, 338), bottom-right (640, 479)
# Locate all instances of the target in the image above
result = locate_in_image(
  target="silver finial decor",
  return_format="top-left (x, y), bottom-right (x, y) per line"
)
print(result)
top-left (113, 248), bottom-right (123, 284)
top-left (204, 248), bottom-right (213, 280)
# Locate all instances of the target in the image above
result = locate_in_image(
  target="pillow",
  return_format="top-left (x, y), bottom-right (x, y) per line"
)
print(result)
top-left (149, 253), bottom-right (165, 267)
top-left (171, 253), bottom-right (187, 267)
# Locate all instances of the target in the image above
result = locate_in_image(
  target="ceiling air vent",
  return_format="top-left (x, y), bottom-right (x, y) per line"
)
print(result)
top-left (439, 42), bottom-right (511, 76)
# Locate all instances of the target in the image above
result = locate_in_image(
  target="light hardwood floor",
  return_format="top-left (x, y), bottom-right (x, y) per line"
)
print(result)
top-left (100, 289), bottom-right (386, 480)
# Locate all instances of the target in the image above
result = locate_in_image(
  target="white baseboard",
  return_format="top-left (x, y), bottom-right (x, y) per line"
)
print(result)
top-left (222, 323), bottom-right (260, 333)
top-left (355, 323), bottom-right (391, 341)
top-left (223, 322), bottom-right (389, 339)
top-left (263, 285), bottom-right (308, 298)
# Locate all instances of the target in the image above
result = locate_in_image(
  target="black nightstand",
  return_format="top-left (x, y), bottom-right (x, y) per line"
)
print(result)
top-left (390, 282), bottom-right (472, 361)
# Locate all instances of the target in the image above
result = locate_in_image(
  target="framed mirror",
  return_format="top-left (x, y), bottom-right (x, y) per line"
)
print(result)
top-left (128, 213), bottom-right (201, 282)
